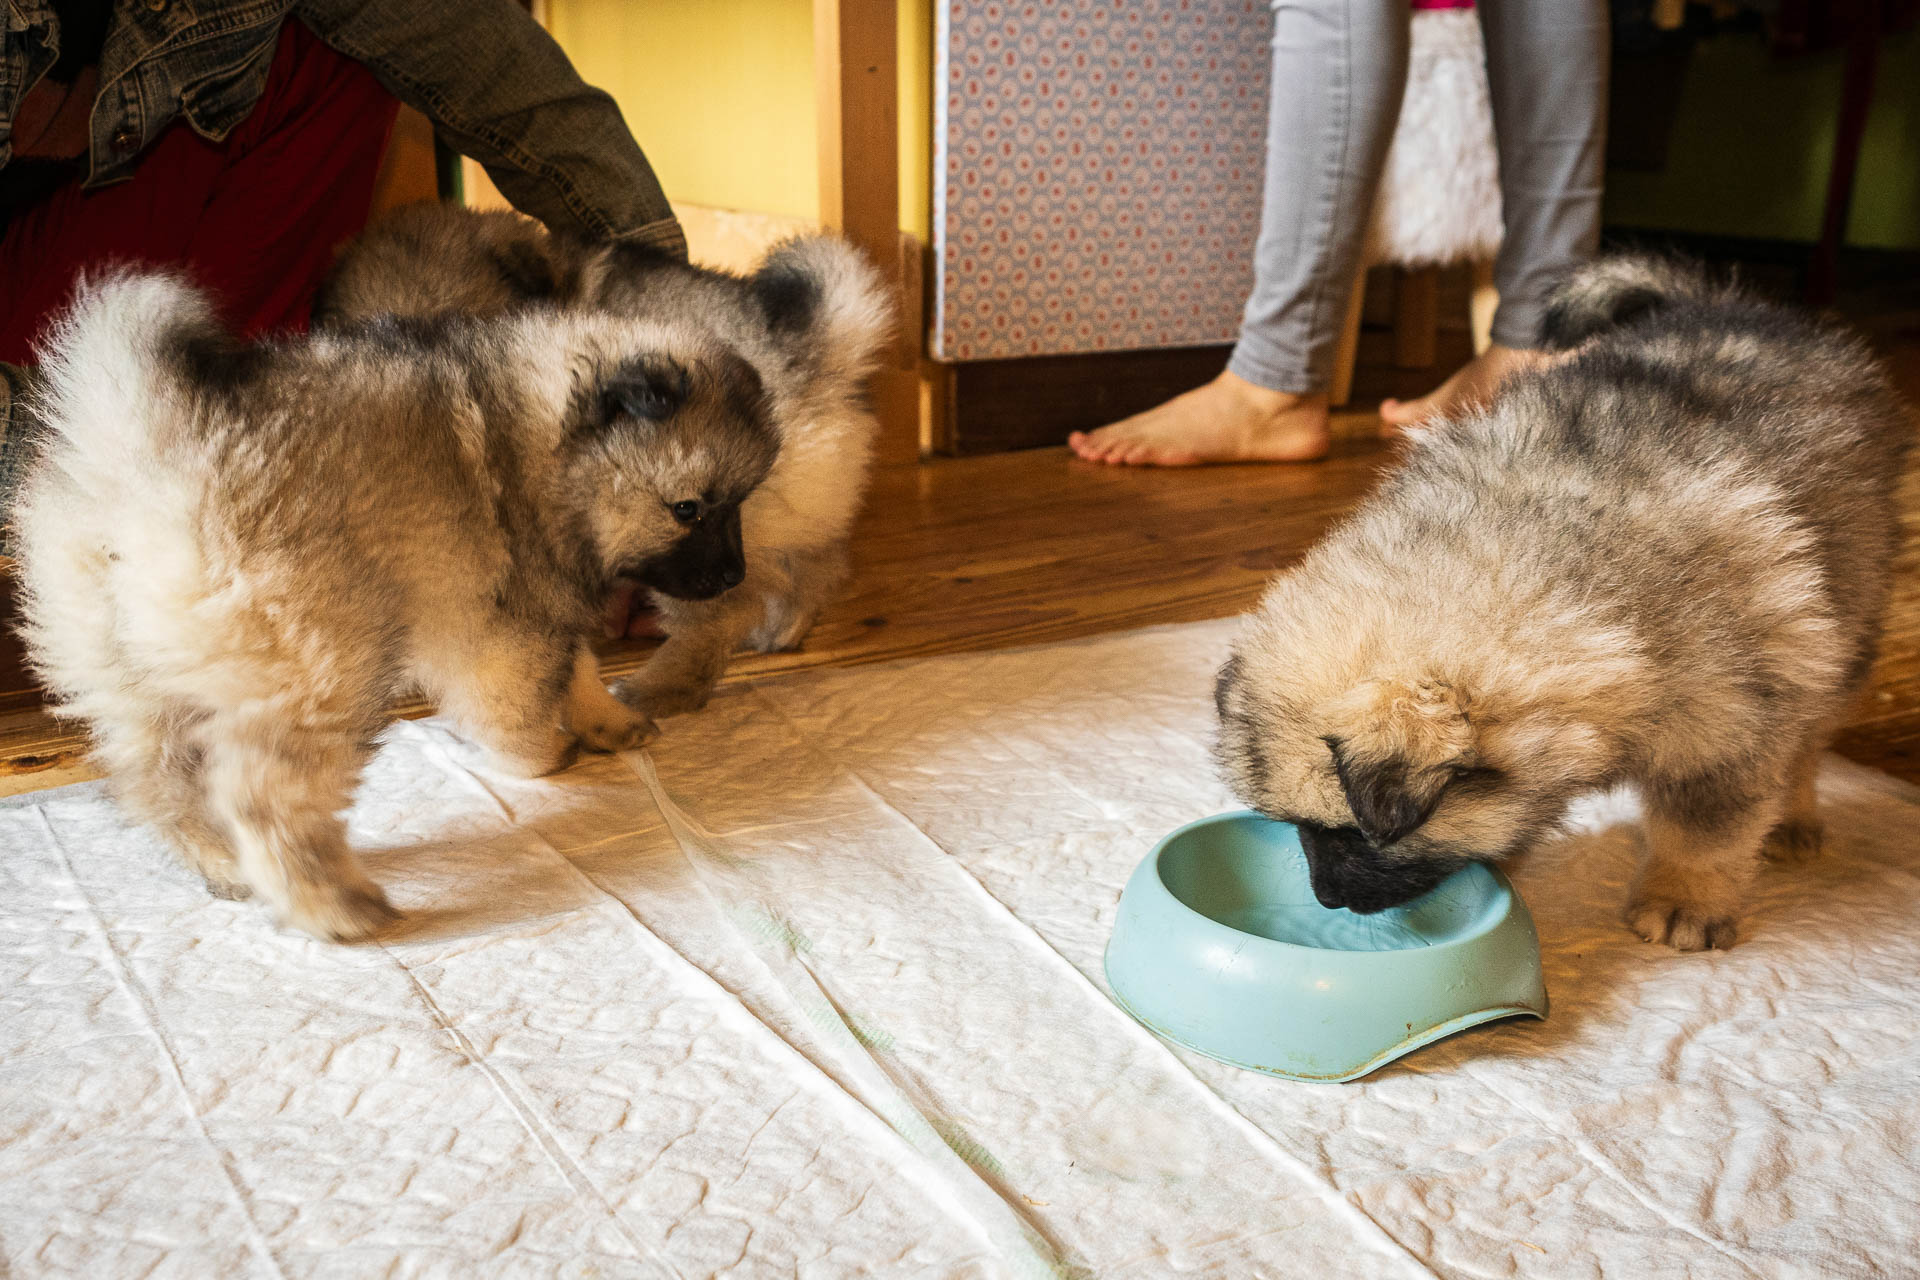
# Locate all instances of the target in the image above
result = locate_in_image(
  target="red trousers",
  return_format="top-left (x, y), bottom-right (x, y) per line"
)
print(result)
top-left (0, 20), bottom-right (399, 365)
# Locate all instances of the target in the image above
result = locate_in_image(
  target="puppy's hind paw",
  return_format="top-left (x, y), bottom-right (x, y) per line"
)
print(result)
top-left (1628, 897), bottom-right (1737, 952)
top-left (576, 705), bottom-right (660, 753)
top-left (284, 879), bottom-right (401, 944)
top-left (1763, 817), bottom-right (1824, 865)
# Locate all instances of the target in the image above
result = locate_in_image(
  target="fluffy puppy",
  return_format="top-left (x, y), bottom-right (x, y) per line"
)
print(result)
top-left (317, 203), bottom-right (892, 718)
top-left (1214, 256), bottom-right (1912, 950)
top-left (13, 270), bottom-right (777, 940)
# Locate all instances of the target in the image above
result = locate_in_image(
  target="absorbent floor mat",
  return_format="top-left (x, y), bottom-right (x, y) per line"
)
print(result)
top-left (4, 617), bottom-right (1917, 1278)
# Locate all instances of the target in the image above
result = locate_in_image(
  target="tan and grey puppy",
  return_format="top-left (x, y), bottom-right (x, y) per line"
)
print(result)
top-left (1214, 256), bottom-right (1911, 950)
top-left (318, 204), bottom-right (892, 719)
top-left (13, 270), bottom-right (777, 941)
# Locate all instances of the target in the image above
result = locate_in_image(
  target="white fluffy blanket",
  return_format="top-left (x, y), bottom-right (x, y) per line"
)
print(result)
top-left (4, 618), bottom-right (1915, 1277)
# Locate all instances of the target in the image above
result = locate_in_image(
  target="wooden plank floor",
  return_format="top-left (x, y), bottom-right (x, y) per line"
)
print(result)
top-left (0, 425), bottom-right (1398, 790)
top-left (4, 348), bottom-right (1917, 792)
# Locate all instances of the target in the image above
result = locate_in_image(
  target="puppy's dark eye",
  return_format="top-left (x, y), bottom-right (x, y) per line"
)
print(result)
top-left (669, 500), bottom-right (702, 525)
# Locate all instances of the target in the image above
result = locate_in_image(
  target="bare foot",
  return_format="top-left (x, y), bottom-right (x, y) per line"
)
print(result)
top-left (1378, 344), bottom-right (1547, 436)
top-left (1067, 371), bottom-right (1329, 467)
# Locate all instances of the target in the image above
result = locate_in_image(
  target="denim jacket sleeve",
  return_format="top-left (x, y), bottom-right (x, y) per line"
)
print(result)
top-left (293, 0), bottom-right (686, 256)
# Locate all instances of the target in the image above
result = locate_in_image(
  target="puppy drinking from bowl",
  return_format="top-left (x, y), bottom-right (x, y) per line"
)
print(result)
top-left (1214, 256), bottom-right (1911, 950)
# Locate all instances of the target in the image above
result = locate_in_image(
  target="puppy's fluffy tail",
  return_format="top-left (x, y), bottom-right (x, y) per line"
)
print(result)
top-left (14, 270), bottom-right (221, 715)
top-left (31, 268), bottom-right (218, 462)
top-left (1536, 253), bottom-right (1719, 351)
top-left (748, 235), bottom-right (894, 387)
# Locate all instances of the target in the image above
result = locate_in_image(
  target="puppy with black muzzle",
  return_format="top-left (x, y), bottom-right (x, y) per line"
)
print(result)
top-left (1214, 256), bottom-right (1912, 950)
top-left (12, 270), bottom-right (777, 941)
top-left (317, 203), bottom-right (892, 720)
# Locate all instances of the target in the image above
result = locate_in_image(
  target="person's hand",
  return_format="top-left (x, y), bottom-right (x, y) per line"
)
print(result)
top-left (603, 579), bottom-right (665, 639)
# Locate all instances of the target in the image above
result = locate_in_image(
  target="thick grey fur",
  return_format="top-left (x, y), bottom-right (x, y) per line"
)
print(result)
top-left (13, 269), bottom-right (777, 939)
top-left (1215, 255), bottom-right (1912, 950)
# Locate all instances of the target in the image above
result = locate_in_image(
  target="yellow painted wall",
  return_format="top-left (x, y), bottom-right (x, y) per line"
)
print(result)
top-left (898, 0), bottom-right (932, 240)
top-left (548, 0), bottom-right (933, 239)
top-left (547, 3), bottom-right (1920, 252)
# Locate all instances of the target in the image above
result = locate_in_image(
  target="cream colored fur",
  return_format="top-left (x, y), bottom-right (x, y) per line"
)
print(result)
top-left (14, 270), bottom-right (777, 940)
top-left (614, 236), bottom-right (893, 716)
top-left (316, 206), bottom-right (894, 720)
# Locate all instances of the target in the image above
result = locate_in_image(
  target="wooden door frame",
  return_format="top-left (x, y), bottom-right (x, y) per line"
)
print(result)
top-left (815, 0), bottom-right (925, 461)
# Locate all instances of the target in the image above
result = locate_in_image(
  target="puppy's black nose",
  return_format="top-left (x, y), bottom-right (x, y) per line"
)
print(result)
top-left (718, 563), bottom-right (745, 591)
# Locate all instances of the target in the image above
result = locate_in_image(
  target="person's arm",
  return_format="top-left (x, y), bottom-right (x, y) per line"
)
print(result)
top-left (293, 0), bottom-right (685, 256)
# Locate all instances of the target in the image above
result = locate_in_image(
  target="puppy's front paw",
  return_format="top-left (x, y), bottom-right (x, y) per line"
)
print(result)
top-left (576, 703), bottom-right (659, 753)
top-left (612, 675), bottom-right (713, 720)
top-left (205, 876), bottom-right (254, 902)
top-left (492, 729), bottom-right (580, 779)
top-left (1763, 817), bottom-right (1823, 864)
top-left (283, 878), bottom-right (400, 943)
top-left (1628, 896), bottom-right (1737, 951)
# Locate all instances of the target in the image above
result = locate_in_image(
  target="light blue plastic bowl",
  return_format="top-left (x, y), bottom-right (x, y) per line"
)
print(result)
top-left (1105, 811), bottom-right (1547, 1082)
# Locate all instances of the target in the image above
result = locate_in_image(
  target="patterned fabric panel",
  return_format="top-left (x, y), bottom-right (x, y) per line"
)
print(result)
top-left (932, 1), bottom-right (1271, 362)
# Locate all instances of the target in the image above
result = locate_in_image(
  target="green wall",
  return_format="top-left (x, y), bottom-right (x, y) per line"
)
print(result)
top-left (1604, 29), bottom-right (1920, 250)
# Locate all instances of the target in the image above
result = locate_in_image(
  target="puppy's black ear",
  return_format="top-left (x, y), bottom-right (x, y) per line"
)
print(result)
top-left (1213, 654), bottom-right (1243, 719)
top-left (489, 241), bottom-right (560, 300)
top-left (600, 358), bottom-right (690, 427)
top-left (1538, 285), bottom-right (1665, 350)
top-left (1324, 739), bottom-right (1447, 847)
top-left (749, 259), bottom-right (821, 339)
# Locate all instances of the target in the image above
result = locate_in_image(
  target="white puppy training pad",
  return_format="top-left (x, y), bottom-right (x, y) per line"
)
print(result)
top-left (4, 618), bottom-right (1918, 1278)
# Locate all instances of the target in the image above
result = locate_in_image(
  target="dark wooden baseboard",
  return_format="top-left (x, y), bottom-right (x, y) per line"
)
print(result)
top-left (932, 236), bottom-right (1920, 455)
top-left (932, 259), bottom-right (1481, 455)
top-left (937, 344), bottom-right (1234, 455)
top-left (932, 313), bottom-right (1477, 455)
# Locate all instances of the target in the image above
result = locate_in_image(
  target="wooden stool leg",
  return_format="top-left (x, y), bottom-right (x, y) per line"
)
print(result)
top-left (1330, 265), bottom-right (1368, 408)
top-left (1808, 0), bottom-right (1880, 306)
top-left (1470, 258), bottom-right (1498, 356)
top-left (1392, 266), bottom-right (1440, 369)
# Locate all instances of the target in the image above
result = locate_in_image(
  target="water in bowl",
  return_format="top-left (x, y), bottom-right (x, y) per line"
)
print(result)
top-left (1157, 814), bottom-right (1498, 953)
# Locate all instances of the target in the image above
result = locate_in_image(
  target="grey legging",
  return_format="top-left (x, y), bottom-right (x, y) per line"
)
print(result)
top-left (1227, 0), bottom-right (1610, 394)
